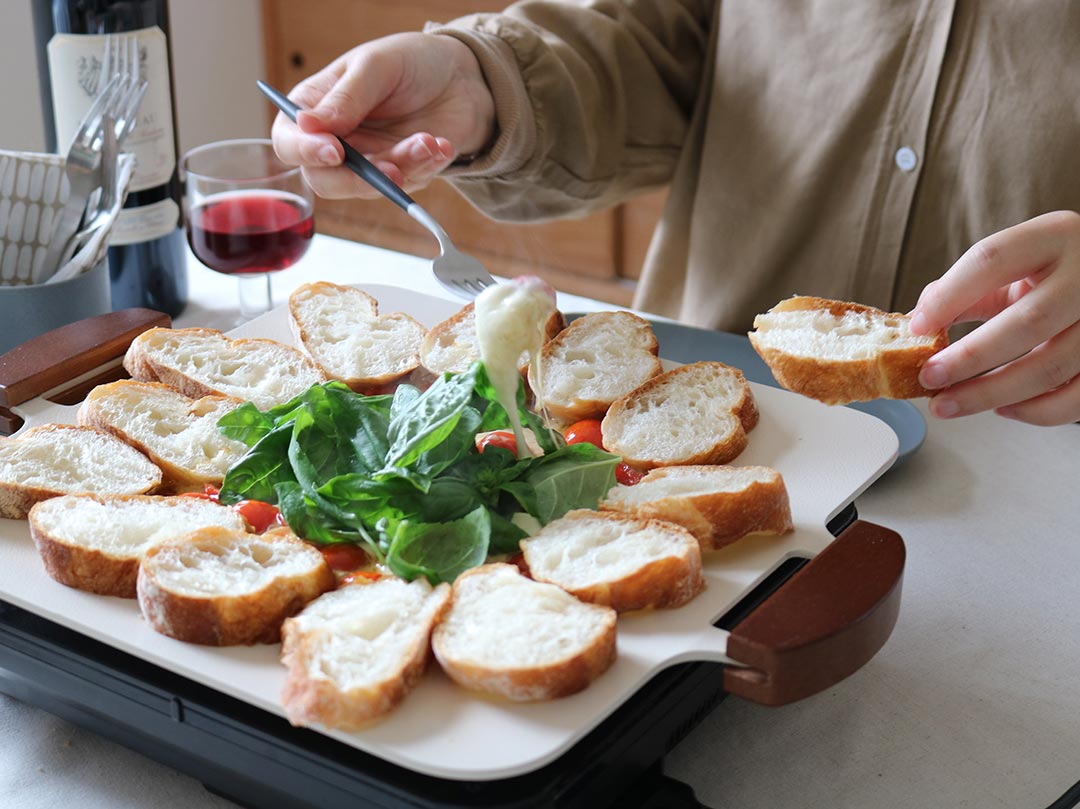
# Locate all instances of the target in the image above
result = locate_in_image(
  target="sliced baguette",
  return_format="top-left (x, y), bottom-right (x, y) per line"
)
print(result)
top-left (28, 494), bottom-right (247, 597)
top-left (123, 327), bottom-right (326, 410)
top-left (0, 424), bottom-right (161, 519)
top-left (280, 577), bottom-right (451, 730)
top-left (288, 282), bottom-right (425, 392)
top-left (432, 563), bottom-right (617, 701)
top-left (76, 380), bottom-right (247, 493)
top-left (534, 311), bottom-right (662, 422)
top-left (520, 509), bottom-right (704, 611)
top-left (600, 465), bottom-right (793, 551)
top-left (137, 526), bottom-right (334, 645)
top-left (601, 361), bottom-right (758, 470)
top-left (420, 302), bottom-right (567, 376)
top-left (748, 295), bottom-right (949, 405)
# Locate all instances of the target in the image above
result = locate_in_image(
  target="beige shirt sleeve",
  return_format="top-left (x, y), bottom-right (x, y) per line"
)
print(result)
top-left (427, 0), bottom-right (711, 220)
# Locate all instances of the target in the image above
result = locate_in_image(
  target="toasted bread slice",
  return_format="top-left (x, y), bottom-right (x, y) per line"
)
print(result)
top-left (288, 282), bottom-right (426, 392)
top-left (137, 526), bottom-right (334, 645)
top-left (29, 494), bottom-right (247, 597)
top-left (0, 424), bottom-right (161, 519)
top-left (123, 327), bottom-right (325, 410)
top-left (432, 563), bottom-right (616, 701)
top-left (520, 509), bottom-right (704, 611)
top-left (534, 311), bottom-right (662, 422)
top-left (280, 577), bottom-right (451, 730)
top-left (420, 302), bottom-right (567, 376)
top-left (600, 465), bottom-right (793, 551)
top-left (601, 361), bottom-right (758, 470)
top-left (76, 380), bottom-right (247, 493)
top-left (748, 296), bottom-right (949, 404)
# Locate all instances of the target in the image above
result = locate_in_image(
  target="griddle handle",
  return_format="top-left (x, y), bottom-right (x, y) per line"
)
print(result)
top-left (0, 308), bottom-right (169, 412)
top-left (723, 519), bottom-right (905, 706)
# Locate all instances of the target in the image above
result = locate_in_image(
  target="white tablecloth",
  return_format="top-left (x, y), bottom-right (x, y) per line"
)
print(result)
top-left (3, 235), bottom-right (1078, 808)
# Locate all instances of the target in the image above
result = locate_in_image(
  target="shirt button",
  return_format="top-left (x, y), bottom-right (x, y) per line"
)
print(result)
top-left (895, 147), bottom-right (918, 172)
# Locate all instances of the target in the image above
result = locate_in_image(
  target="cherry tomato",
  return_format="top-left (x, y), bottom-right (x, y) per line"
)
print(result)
top-left (178, 483), bottom-right (221, 501)
top-left (320, 544), bottom-right (371, 572)
top-left (340, 569), bottom-right (384, 586)
top-left (234, 499), bottom-right (286, 532)
top-left (478, 431), bottom-right (518, 455)
top-left (563, 419), bottom-right (605, 449)
top-left (506, 551), bottom-right (531, 577)
top-left (615, 462), bottom-right (644, 486)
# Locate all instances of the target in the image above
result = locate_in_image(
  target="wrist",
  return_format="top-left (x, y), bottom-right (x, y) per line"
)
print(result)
top-left (445, 36), bottom-right (497, 158)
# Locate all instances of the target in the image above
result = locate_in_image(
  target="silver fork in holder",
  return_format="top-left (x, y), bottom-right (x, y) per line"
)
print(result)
top-left (34, 74), bottom-right (122, 284)
top-left (256, 80), bottom-right (498, 299)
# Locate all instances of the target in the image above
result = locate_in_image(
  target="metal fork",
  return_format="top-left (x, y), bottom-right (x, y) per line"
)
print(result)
top-left (34, 74), bottom-right (121, 284)
top-left (42, 36), bottom-right (149, 283)
top-left (256, 80), bottom-right (498, 299)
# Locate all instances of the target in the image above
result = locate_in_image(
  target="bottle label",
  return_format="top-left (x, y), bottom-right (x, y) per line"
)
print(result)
top-left (47, 26), bottom-right (177, 193)
top-left (110, 198), bottom-right (180, 245)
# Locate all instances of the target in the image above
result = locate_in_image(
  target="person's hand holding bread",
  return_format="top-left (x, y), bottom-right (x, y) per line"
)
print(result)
top-left (909, 211), bottom-right (1080, 426)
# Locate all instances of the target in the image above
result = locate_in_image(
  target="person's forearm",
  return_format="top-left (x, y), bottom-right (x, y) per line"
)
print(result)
top-left (430, 0), bottom-right (713, 221)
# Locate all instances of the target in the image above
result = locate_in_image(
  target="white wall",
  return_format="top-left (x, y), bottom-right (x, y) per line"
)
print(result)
top-left (0, 0), bottom-right (269, 156)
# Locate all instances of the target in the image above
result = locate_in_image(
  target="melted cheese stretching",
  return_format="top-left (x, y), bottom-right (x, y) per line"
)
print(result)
top-left (474, 277), bottom-right (556, 458)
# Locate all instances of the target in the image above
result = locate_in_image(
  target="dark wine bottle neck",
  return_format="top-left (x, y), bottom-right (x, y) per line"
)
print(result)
top-left (51, 0), bottom-right (171, 36)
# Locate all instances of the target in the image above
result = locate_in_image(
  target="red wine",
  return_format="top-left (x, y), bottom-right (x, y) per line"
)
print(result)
top-left (38, 0), bottom-right (188, 316)
top-left (187, 191), bottom-right (314, 276)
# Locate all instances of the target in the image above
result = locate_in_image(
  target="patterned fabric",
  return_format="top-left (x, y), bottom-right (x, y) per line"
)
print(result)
top-left (0, 148), bottom-right (133, 286)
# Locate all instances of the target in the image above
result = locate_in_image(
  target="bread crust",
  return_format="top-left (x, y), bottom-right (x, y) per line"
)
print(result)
top-left (33, 528), bottom-right (142, 596)
top-left (0, 424), bottom-right (161, 519)
top-left (432, 564), bottom-right (617, 701)
top-left (600, 465), bottom-right (793, 551)
top-left (280, 580), bottom-right (452, 730)
top-left (522, 511), bottom-right (705, 612)
top-left (123, 327), bottom-right (326, 406)
top-left (28, 494), bottom-right (247, 598)
top-left (137, 527), bottom-right (335, 645)
top-left (76, 380), bottom-right (246, 494)
top-left (602, 362), bottom-right (756, 470)
top-left (288, 282), bottom-right (426, 392)
top-left (748, 296), bottom-right (950, 405)
top-left (538, 311), bottom-right (662, 422)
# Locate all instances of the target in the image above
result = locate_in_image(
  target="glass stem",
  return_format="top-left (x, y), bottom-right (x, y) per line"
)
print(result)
top-left (237, 273), bottom-right (273, 320)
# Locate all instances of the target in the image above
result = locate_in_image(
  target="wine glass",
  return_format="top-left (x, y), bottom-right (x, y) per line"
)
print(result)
top-left (181, 138), bottom-right (314, 322)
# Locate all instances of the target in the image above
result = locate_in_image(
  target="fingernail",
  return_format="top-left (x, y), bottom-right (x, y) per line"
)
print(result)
top-left (933, 398), bottom-right (960, 418)
top-left (920, 364), bottom-right (948, 389)
top-left (410, 139), bottom-right (437, 162)
top-left (909, 312), bottom-right (928, 334)
top-left (318, 144), bottom-right (339, 164)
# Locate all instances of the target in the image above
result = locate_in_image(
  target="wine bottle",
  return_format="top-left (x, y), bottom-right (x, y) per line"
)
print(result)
top-left (38, 0), bottom-right (188, 317)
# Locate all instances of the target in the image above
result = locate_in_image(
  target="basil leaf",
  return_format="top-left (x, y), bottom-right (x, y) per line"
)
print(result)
top-left (276, 482), bottom-right (380, 558)
top-left (216, 402), bottom-right (275, 446)
top-left (488, 509), bottom-right (529, 554)
top-left (385, 366), bottom-right (478, 468)
top-left (502, 443), bottom-right (619, 524)
top-left (385, 506), bottom-right (491, 585)
top-left (413, 406), bottom-right (482, 478)
top-left (218, 423), bottom-right (296, 504)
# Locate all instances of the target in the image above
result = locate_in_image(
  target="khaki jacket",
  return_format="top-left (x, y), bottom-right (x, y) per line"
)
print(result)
top-left (433, 1), bottom-right (1080, 331)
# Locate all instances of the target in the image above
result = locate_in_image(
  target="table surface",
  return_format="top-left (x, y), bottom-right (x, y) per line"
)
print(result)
top-left (3, 235), bottom-right (1078, 809)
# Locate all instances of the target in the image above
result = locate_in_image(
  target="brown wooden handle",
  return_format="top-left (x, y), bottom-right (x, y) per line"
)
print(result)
top-left (723, 519), bottom-right (905, 705)
top-left (0, 308), bottom-right (170, 409)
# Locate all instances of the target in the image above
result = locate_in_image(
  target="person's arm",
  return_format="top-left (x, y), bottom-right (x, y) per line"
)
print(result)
top-left (431, 0), bottom-right (712, 220)
top-left (910, 210), bottom-right (1080, 426)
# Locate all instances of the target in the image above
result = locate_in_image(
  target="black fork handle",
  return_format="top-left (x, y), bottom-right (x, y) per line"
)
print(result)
top-left (256, 79), bottom-right (417, 212)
